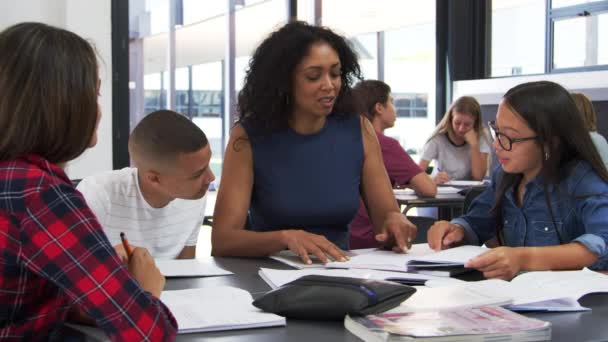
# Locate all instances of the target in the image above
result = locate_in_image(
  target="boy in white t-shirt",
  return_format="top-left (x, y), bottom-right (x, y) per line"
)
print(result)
top-left (77, 110), bottom-right (215, 259)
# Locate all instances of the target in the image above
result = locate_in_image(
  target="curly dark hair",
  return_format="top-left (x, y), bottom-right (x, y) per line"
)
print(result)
top-left (238, 21), bottom-right (362, 134)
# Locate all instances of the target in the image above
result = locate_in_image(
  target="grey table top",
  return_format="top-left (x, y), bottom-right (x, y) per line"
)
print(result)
top-left (167, 257), bottom-right (608, 342)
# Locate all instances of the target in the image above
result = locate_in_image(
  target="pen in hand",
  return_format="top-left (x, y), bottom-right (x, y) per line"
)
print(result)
top-left (120, 232), bottom-right (133, 262)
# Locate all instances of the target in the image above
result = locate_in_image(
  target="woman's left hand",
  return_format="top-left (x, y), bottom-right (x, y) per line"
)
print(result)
top-left (465, 246), bottom-right (523, 280)
top-left (375, 212), bottom-right (417, 253)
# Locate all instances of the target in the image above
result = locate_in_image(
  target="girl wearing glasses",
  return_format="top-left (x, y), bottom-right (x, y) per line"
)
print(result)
top-left (419, 96), bottom-right (491, 184)
top-left (428, 81), bottom-right (608, 280)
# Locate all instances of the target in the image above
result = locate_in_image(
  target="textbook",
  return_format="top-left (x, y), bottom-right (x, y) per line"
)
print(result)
top-left (67, 287), bottom-right (286, 339)
top-left (155, 258), bottom-right (233, 277)
top-left (428, 268), bottom-right (608, 312)
top-left (344, 306), bottom-right (551, 341)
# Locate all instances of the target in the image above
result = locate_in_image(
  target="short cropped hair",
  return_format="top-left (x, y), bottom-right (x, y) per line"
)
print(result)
top-left (0, 22), bottom-right (99, 163)
top-left (353, 80), bottom-right (391, 122)
top-left (128, 110), bottom-right (209, 169)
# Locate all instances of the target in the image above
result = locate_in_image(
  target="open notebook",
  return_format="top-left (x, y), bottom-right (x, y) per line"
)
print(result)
top-left (67, 286), bottom-right (285, 339)
top-left (155, 258), bottom-right (233, 277)
top-left (427, 268), bottom-right (608, 312)
top-left (160, 287), bottom-right (285, 333)
top-left (323, 244), bottom-right (488, 277)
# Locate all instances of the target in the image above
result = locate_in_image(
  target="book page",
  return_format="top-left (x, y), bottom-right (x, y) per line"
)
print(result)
top-left (270, 248), bottom-right (376, 269)
top-left (160, 287), bottom-right (285, 333)
top-left (508, 268), bottom-right (608, 304)
top-left (155, 259), bottom-right (233, 277)
top-left (325, 244), bottom-right (435, 272)
top-left (438, 268), bottom-right (608, 308)
top-left (409, 245), bottom-right (488, 265)
top-left (387, 286), bottom-right (512, 313)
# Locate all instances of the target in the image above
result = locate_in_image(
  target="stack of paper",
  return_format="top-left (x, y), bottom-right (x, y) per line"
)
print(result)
top-left (269, 245), bottom-right (488, 277)
top-left (325, 245), bottom-right (488, 277)
top-left (155, 259), bottom-right (233, 277)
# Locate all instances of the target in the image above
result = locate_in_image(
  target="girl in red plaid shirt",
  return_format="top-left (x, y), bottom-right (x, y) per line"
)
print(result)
top-left (0, 22), bottom-right (177, 341)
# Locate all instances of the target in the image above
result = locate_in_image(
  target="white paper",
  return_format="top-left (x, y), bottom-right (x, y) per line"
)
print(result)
top-left (436, 186), bottom-right (464, 194)
top-left (428, 268), bottom-right (608, 311)
top-left (325, 245), bottom-right (436, 272)
top-left (155, 259), bottom-right (233, 277)
top-left (270, 248), bottom-right (375, 270)
top-left (325, 245), bottom-right (487, 274)
top-left (160, 287), bottom-right (286, 333)
top-left (386, 286), bottom-right (513, 313)
top-left (442, 180), bottom-right (487, 187)
top-left (409, 245), bottom-right (488, 265)
top-left (393, 188), bottom-right (415, 196)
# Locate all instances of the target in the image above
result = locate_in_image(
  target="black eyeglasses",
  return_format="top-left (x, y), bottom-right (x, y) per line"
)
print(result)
top-left (488, 121), bottom-right (537, 151)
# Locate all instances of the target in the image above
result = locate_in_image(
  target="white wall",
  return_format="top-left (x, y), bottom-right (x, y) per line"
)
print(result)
top-left (453, 70), bottom-right (608, 105)
top-left (0, 0), bottom-right (114, 179)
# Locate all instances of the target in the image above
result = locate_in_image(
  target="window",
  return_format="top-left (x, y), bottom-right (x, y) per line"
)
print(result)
top-left (323, 0), bottom-right (436, 154)
top-left (491, 0), bottom-right (546, 76)
top-left (491, 0), bottom-right (608, 75)
top-left (129, 0), bottom-right (288, 177)
top-left (550, 1), bottom-right (608, 70)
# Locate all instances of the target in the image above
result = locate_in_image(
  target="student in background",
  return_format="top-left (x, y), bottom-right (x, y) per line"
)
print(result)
top-left (212, 21), bottom-right (416, 264)
top-left (419, 96), bottom-right (491, 184)
top-left (349, 80), bottom-right (436, 249)
top-left (0, 22), bottom-right (176, 340)
top-left (77, 110), bottom-right (214, 259)
top-left (571, 92), bottom-right (608, 169)
top-left (428, 81), bottom-right (608, 280)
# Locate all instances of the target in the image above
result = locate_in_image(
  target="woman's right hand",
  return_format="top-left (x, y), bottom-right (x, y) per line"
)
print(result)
top-left (433, 171), bottom-right (450, 184)
top-left (128, 247), bottom-right (165, 298)
top-left (427, 220), bottom-right (465, 251)
top-left (280, 230), bottom-right (348, 265)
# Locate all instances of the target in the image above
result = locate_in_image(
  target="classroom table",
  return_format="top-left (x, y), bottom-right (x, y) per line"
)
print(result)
top-left (396, 192), bottom-right (466, 220)
top-left (165, 256), bottom-right (608, 342)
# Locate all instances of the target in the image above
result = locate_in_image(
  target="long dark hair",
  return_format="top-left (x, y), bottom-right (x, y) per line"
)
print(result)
top-left (491, 81), bottom-right (608, 244)
top-left (0, 22), bottom-right (99, 164)
top-left (237, 21), bottom-right (362, 135)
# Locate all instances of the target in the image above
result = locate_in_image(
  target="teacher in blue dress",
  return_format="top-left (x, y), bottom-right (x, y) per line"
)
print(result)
top-left (212, 21), bottom-right (416, 264)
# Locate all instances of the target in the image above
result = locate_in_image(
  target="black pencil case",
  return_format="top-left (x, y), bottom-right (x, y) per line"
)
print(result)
top-left (252, 275), bottom-right (416, 320)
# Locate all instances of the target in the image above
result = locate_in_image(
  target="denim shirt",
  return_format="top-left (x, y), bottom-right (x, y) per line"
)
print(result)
top-left (452, 161), bottom-right (608, 270)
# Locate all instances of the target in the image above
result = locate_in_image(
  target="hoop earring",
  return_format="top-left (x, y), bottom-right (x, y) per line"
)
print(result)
top-left (545, 151), bottom-right (550, 161)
